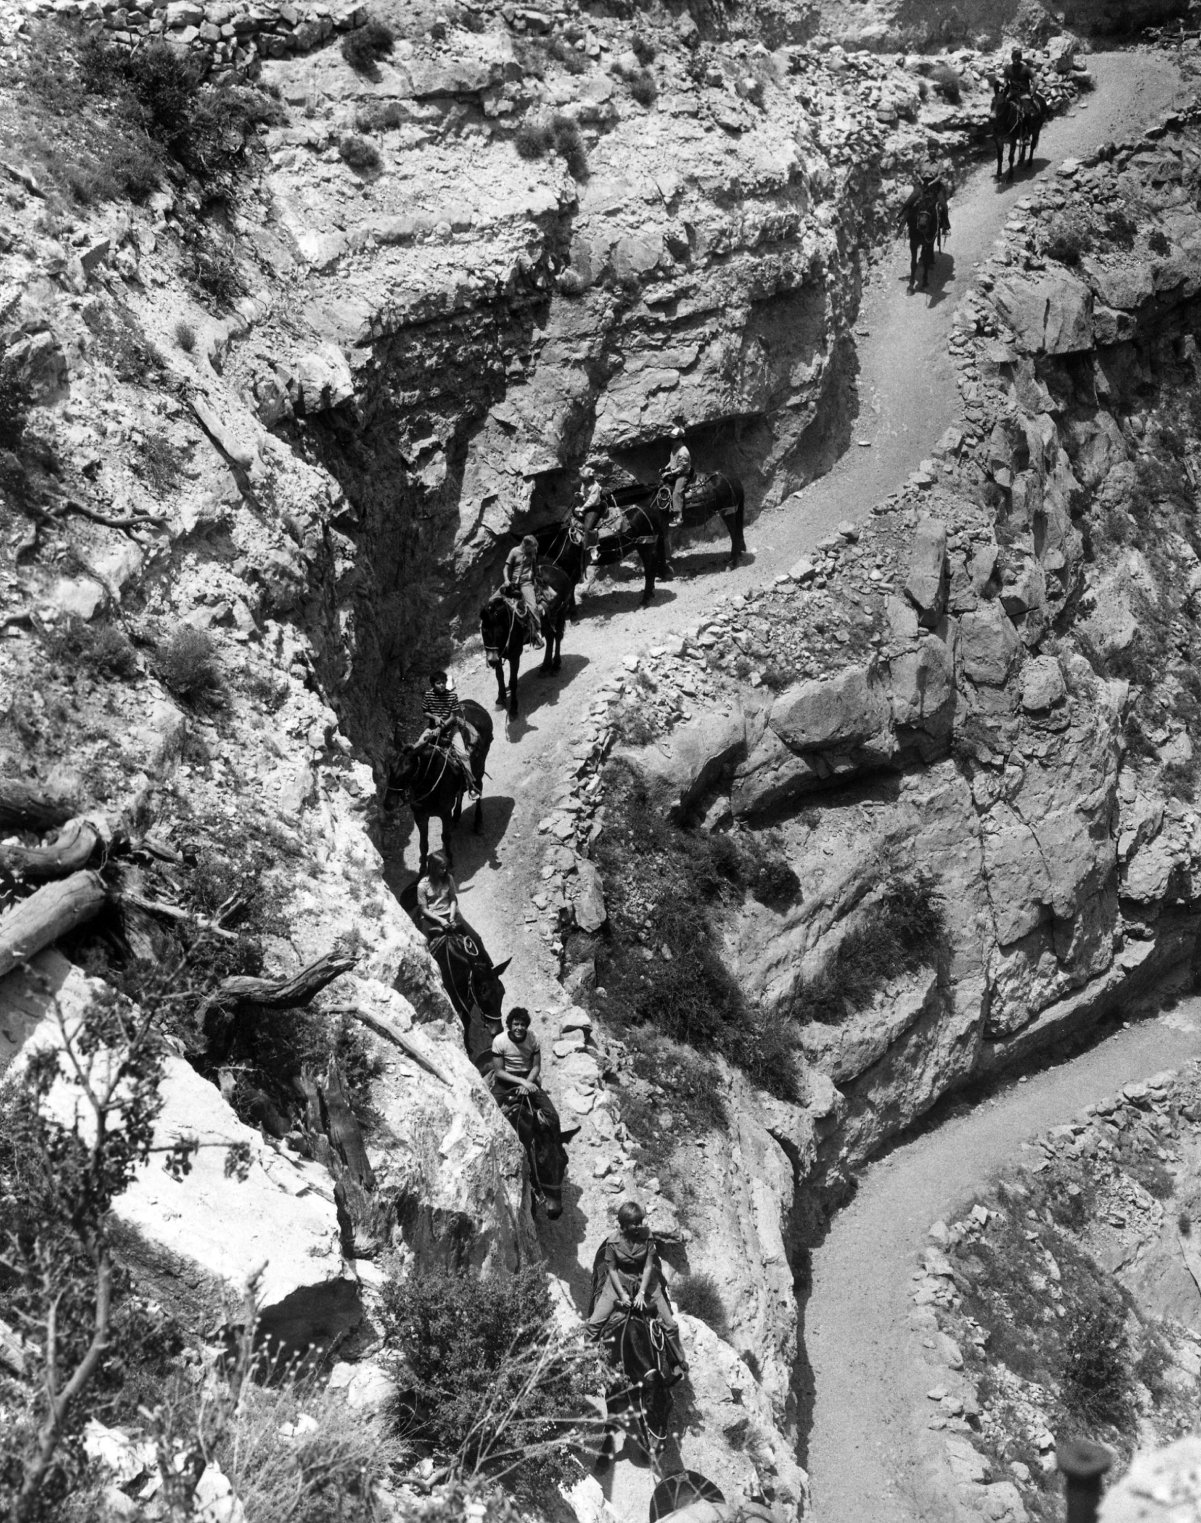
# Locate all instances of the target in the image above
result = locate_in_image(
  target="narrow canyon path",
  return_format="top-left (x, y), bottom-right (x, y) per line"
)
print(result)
top-left (395, 47), bottom-right (1194, 1523)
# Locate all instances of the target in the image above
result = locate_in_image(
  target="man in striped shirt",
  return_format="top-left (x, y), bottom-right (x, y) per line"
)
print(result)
top-left (415, 670), bottom-right (479, 797)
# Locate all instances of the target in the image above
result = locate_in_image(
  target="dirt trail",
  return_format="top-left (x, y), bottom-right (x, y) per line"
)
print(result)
top-left (802, 1008), bottom-right (1201, 1523)
top-left (393, 48), bottom-right (1193, 1523)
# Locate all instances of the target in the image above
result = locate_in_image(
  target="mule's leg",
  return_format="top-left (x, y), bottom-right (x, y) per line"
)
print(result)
top-left (473, 792), bottom-right (484, 834)
top-left (552, 615), bottom-right (564, 673)
top-left (417, 814), bottom-right (430, 876)
top-left (508, 657), bottom-right (520, 718)
top-left (494, 666), bottom-right (508, 709)
top-left (639, 546), bottom-right (656, 608)
top-left (441, 814), bottom-right (454, 871)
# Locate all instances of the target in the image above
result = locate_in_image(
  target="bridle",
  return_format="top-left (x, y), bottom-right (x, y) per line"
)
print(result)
top-left (482, 594), bottom-right (523, 667)
top-left (386, 746), bottom-right (453, 811)
top-left (430, 926), bottom-right (498, 1015)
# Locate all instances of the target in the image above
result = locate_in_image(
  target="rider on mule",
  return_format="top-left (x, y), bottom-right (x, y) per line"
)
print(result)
top-left (587, 1200), bottom-right (688, 1381)
top-left (899, 160), bottom-right (951, 239)
top-left (415, 850), bottom-right (464, 935)
top-left (661, 426), bottom-right (692, 524)
top-left (1000, 47), bottom-right (1047, 116)
top-left (502, 534), bottom-right (545, 648)
top-left (416, 669), bottom-right (480, 799)
top-left (490, 1007), bottom-right (560, 1127)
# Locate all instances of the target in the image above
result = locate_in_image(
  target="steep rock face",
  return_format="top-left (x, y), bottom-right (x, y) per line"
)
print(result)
top-left (814, 0), bottom-right (1188, 49)
top-left (596, 110), bottom-right (1201, 1183)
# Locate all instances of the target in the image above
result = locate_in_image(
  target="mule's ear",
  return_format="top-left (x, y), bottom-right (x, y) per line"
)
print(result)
top-left (559, 1126), bottom-right (581, 1145)
top-left (491, 957), bottom-right (512, 976)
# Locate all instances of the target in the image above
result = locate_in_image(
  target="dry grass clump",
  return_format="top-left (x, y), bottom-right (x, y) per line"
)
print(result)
top-left (155, 625), bottom-right (221, 702)
top-left (338, 133), bottom-right (381, 171)
top-left (341, 16), bottom-right (395, 75)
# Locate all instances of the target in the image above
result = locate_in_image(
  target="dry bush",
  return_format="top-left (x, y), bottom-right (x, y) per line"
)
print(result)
top-left (339, 133), bottom-right (381, 171)
top-left (173, 319), bottom-right (196, 353)
top-left (341, 17), bottom-right (394, 75)
top-left (515, 117), bottom-right (553, 158)
top-left (43, 616), bottom-right (138, 680)
top-left (154, 625), bottom-right (221, 702)
top-left (628, 68), bottom-right (657, 106)
top-left (672, 1272), bottom-right (727, 1333)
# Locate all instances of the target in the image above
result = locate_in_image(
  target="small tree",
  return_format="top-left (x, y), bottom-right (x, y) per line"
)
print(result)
top-left (0, 955), bottom-right (242, 1521)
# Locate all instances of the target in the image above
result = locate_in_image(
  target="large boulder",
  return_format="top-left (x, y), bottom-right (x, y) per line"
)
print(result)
top-left (622, 705), bottom-right (750, 817)
top-left (903, 517), bottom-right (948, 627)
top-left (889, 630), bottom-right (956, 749)
top-left (0, 954), bottom-right (358, 1356)
top-left (767, 665), bottom-right (891, 755)
top-left (958, 602), bottom-right (1020, 687)
top-left (993, 272), bottom-right (1094, 356)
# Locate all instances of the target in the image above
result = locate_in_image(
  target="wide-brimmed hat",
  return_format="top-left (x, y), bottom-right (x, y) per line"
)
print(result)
top-left (669, 424), bottom-right (684, 438)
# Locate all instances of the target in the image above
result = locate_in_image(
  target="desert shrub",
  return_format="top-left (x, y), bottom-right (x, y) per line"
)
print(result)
top-left (558, 268), bottom-right (587, 296)
top-left (672, 1272), bottom-right (726, 1332)
top-left (338, 133), bottom-right (381, 170)
top-left (549, 35), bottom-right (588, 73)
top-left (610, 700), bottom-right (662, 745)
top-left (1061, 1300), bottom-right (1135, 1432)
top-left (173, 320), bottom-right (196, 353)
top-left (43, 616), bottom-right (139, 680)
top-left (136, 432), bottom-right (189, 497)
top-left (341, 17), bottom-right (395, 75)
top-left (551, 113), bottom-right (588, 178)
top-left (1135, 1329), bottom-right (1174, 1397)
top-left (794, 869), bottom-right (943, 1023)
top-left (81, 301), bottom-right (166, 383)
top-left (631, 33), bottom-right (656, 64)
top-left (379, 1265), bottom-right (591, 1502)
top-left (354, 100), bottom-right (404, 132)
top-left (928, 62), bottom-right (961, 102)
top-left (155, 625), bottom-right (221, 702)
top-left (747, 855), bottom-right (800, 908)
top-left (592, 761), bottom-right (802, 1101)
top-left (1149, 227), bottom-right (1171, 256)
top-left (1105, 206), bottom-right (1138, 250)
top-left (1044, 218), bottom-right (1088, 266)
top-left (204, 1376), bottom-right (400, 1523)
top-left (515, 117), bottom-right (554, 158)
top-left (620, 1023), bottom-right (727, 1132)
top-left (628, 68), bottom-right (657, 106)
top-left (188, 239), bottom-right (242, 308)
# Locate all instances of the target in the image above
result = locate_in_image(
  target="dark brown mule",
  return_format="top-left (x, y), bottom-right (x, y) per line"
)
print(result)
top-left (479, 563), bottom-right (573, 718)
top-left (383, 697), bottom-right (492, 873)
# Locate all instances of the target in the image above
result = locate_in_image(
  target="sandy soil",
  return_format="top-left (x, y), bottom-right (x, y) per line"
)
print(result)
top-left (390, 47), bottom-right (1196, 1522)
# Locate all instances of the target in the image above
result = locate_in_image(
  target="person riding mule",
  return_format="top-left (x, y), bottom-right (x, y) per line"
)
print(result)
top-left (660, 425), bottom-right (692, 574)
top-left (502, 534), bottom-right (545, 649)
top-left (414, 670), bottom-right (480, 800)
top-left (1001, 47), bottom-right (1044, 111)
top-left (415, 850), bottom-right (465, 935)
top-left (587, 1200), bottom-right (688, 1382)
top-left (490, 1007), bottom-right (559, 1127)
top-left (899, 162), bottom-right (950, 241)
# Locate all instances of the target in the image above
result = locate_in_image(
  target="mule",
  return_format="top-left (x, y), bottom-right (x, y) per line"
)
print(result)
top-left (383, 699), bottom-right (493, 873)
top-left (992, 91), bottom-right (1042, 180)
top-left (423, 921), bottom-right (510, 1051)
top-left (597, 1304), bottom-right (675, 1457)
top-left (579, 490), bottom-right (671, 607)
top-left (479, 563), bottom-right (572, 718)
top-left (497, 1089), bottom-right (578, 1220)
top-left (904, 200), bottom-right (938, 291)
top-left (655, 472), bottom-right (747, 572)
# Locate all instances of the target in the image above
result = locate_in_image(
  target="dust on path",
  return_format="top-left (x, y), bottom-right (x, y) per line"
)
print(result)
top-left (392, 47), bottom-right (1194, 1523)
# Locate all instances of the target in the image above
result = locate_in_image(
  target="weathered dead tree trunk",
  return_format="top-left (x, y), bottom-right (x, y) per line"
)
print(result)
top-left (0, 817), bottom-right (104, 881)
top-left (0, 781), bottom-right (77, 833)
top-left (204, 953), bottom-right (358, 1011)
top-left (299, 1062), bottom-right (382, 1258)
top-left (0, 872), bottom-right (107, 980)
top-left (348, 1006), bottom-right (454, 1087)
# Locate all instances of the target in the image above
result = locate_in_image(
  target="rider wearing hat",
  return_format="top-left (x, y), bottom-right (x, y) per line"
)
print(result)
top-left (502, 533), bottom-right (545, 648)
top-left (661, 425), bottom-right (692, 525)
top-left (586, 1200), bottom-right (688, 1381)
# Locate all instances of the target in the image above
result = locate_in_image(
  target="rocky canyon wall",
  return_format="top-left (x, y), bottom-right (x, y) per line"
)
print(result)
top-left (596, 102), bottom-right (1201, 1208)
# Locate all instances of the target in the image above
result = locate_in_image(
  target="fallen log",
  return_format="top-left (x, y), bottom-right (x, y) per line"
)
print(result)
top-left (0, 816), bottom-right (105, 882)
top-left (203, 953), bottom-right (358, 1012)
top-left (0, 780), bottom-right (77, 833)
top-left (0, 871), bottom-right (107, 980)
top-left (348, 1007), bottom-right (454, 1088)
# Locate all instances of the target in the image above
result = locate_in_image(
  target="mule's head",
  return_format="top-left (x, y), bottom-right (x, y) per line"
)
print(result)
top-left (529, 1119), bottom-right (578, 1219)
top-left (480, 598), bottom-right (510, 669)
top-left (385, 745), bottom-right (422, 801)
top-left (469, 952), bottom-right (509, 1022)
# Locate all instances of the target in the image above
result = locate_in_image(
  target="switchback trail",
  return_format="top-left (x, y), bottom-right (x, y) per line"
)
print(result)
top-left (802, 1008), bottom-right (1201, 1523)
top-left (394, 48), bottom-right (1193, 1523)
